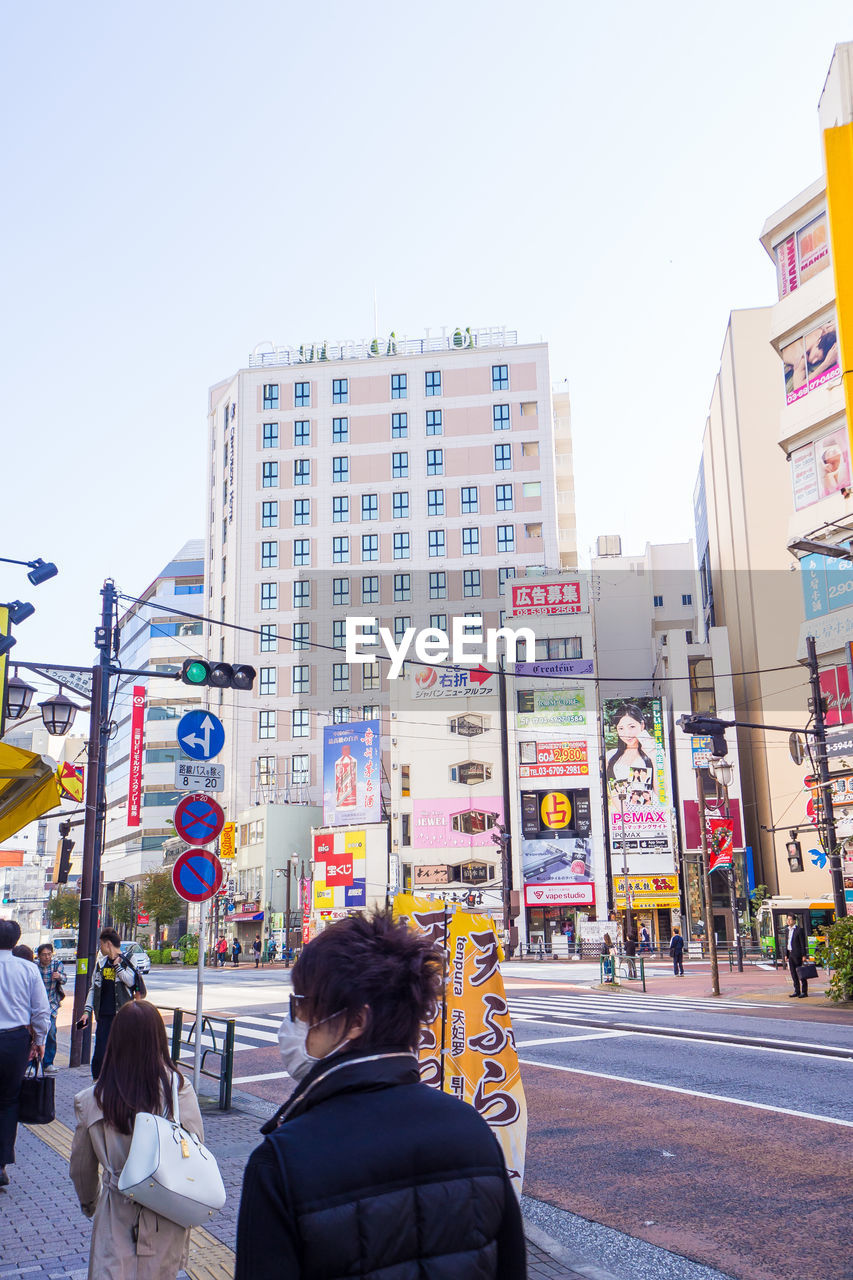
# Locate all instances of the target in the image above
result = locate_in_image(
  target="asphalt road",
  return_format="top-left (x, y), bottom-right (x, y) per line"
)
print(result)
top-left (108, 965), bottom-right (853, 1280)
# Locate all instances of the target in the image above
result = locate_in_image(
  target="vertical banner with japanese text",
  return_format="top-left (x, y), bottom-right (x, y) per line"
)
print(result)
top-left (394, 894), bottom-right (527, 1196)
top-left (126, 686), bottom-right (146, 827)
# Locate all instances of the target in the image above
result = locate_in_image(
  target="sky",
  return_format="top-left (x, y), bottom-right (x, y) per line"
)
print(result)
top-left (2, 1), bottom-right (851, 673)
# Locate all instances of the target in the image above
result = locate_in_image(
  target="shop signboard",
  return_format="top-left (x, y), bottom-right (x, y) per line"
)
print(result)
top-left (312, 829), bottom-right (367, 909)
top-left (515, 660), bottom-right (594, 678)
top-left (613, 874), bottom-right (680, 909)
top-left (412, 665), bottom-right (495, 699)
top-left (518, 739), bottom-right (589, 778)
top-left (516, 688), bottom-right (586, 729)
top-left (510, 580), bottom-right (582, 616)
top-left (791, 430), bottom-right (851, 511)
top-left (781, 316), bottom-right (839, 406)
top-left (413, 863), bottom-right (452, 886)
top-left (603, 696), bottom-right (674, 861)
top-left (524, 882), bottom-right (595, 907)
top-left (520, 789), bottom-right (591, 840)
top-left (412, 798), bottom-right (503, 850)
top-left (322, 719), bottom-right (380, 826)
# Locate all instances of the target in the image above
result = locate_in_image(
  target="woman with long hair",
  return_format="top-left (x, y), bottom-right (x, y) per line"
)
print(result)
top-left (605, 703), bottom-right (656, 788)
top-left (70, 1000), bottom-right (204, 1280)
top-left (236, 909), bottom-right (525, 1278)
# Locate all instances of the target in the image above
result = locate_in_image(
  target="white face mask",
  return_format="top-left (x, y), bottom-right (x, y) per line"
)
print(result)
top-left (277, 1010), bottom-right (348, 1082)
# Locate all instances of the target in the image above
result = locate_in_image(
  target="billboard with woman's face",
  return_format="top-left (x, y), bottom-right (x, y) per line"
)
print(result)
top-left (603, 697), bottom-right (674, 867)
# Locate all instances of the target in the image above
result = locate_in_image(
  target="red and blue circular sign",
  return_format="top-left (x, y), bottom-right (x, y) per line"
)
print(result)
top-left (172, 849), bottom-right (223, 903)
top-left (173, 792), bottom-right (225, 847)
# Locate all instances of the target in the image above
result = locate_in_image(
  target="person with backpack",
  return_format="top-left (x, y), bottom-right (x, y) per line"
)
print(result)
top-left (231, 938), bottom-right (242, 967)
top-left (669, 926), bottom-right (685, 976)
top-left (78, 929), bottom-right (141, 1080)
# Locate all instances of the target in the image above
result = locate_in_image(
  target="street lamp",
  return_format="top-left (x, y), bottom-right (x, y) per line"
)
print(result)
top-left (708, 755), bottom-right (743, 974)
top-left (4, 675), bottom-right (36, 721)
top-left (274, 853), bottom-right (300, 966)
top-left (613, 778), bottom-right (633, 949)
top-left (38, 692), bottom-right (79, 736)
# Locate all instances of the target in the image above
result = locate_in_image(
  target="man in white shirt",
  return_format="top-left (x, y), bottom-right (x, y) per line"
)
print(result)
top-left (0, 917), bottom-right (51, 1186)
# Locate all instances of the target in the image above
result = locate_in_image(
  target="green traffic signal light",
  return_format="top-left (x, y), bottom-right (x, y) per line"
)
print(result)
top-left (179, 658), bottom-right (256, 691)
top-left (182, 660), bottom-right (209, 686)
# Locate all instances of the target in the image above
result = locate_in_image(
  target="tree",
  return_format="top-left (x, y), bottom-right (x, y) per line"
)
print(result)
top-left (47, 890), bottom-right (80, 928)
top-left (749, 884), bottom-right (769, 943)
top-left (110, 886), bottom-right (136, 933)
top-left (140, 871), bottom-right (184, 946)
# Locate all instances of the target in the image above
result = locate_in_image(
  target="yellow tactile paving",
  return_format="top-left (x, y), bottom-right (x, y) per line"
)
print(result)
top-left (24, 1117), bottom-right (236, 1279)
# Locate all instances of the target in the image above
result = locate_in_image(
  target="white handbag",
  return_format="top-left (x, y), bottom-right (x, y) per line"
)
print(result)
top-left (117, 1074), bottom-right (226, 1228)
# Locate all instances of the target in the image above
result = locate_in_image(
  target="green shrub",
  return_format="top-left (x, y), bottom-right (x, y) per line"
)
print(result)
top-left (184, 948), bottom-right (199, 966)
top-left (824, 917), bottom-right (853, 1002)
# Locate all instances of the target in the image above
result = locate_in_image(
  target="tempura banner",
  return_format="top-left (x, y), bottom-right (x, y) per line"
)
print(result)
top-left (394, 893), bottom-right (527, 1197)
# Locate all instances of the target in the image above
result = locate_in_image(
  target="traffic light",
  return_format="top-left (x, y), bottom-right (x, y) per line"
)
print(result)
top-left (180, 659), bottom-right (256, 690)
top-left (786, 836), bottom-right (803, 872)
top-left (55, 820), bottom-right (74, 884)
top-left (677, 713), bottom-right (729, 758)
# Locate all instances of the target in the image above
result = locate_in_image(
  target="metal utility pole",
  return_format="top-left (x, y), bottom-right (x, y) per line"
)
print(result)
top-left (696, 773), bottom-right (721, 997)
top-left (70, 580), bottom-right (117, 1067)
top-left (284, 864), bottom-right (293, 967)
top-left (614, 782), bottom-right (633, 945)
top-left (806, 635), bottom-right (847, 919)
top-left (497, 657), bottom-right (516, 951)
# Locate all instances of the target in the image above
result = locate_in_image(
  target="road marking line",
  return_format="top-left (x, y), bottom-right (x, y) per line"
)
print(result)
top-left (233, 1069), bottom-right (292, 1083)
top-left (517, 1059), bottom-right (853, 1127)
top-left (516, 1032), bottom-right (630, 1047)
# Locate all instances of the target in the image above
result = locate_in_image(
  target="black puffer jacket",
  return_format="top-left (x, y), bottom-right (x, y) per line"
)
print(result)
top-left (235, 1048), bottom-right (526, 1279)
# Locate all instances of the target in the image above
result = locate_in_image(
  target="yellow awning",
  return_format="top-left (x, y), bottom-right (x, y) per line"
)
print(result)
top-left (0, 742), bottom-right (64, 843)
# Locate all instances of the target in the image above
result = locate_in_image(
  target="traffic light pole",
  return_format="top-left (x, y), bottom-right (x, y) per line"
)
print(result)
top-left (805, 636), bottom-right (847, 920)
top-left (695, 772), bottom-right (720, 997)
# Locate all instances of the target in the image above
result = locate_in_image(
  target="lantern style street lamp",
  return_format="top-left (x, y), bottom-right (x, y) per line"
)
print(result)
top-left (38, 692), bottom-right (79, 737)
top-left (4, 675), bottom-right (37, 722)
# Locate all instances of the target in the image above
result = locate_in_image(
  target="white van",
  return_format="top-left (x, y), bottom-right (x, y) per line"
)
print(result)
top-left (50, 932), bottom-right (78, 965)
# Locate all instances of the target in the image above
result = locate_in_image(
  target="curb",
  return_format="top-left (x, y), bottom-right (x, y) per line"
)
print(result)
top-left (523, 1220), bottom-right (622, 1280)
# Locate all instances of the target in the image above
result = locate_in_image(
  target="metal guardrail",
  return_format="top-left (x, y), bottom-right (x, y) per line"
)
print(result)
top-left (598, 955), bottom-right (646, 991)
top-left (156, 1006), bottom-right (236, 1110)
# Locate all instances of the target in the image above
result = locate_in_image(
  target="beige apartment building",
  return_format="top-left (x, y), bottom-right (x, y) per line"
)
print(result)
top-left (205, 328), bottom-right (577, 825)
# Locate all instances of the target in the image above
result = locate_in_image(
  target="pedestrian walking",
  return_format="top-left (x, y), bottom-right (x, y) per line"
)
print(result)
top-left (70, 1000), bottom-right (205, 1280)
top-left (253, 934), bottom-right (262, 968)
top-left (232, 938), bottom-right (242, 967)
top-left (601, 933), bottom-right (615, 982)
top-left (0, 917), bottom-right (51, 1188)
top-left (669, 926), bottom-right (685, 976)
top-left (12, 944), bottom-right (35, 961)
top-left (216, 936), bottom-right (228, 967)
top-left (79, 928), bottom-right (140, 1080)
top-left (268, 938), bottom-right (277, 963)
top-left (640, 924), bottom-right (651, 953)
top-left (624, 930), bottom-right (638, 979)
top-left (36, 942), bottom-right (66, 1074)
top-left (785, 914), bottom-right (810, 998)
top-left (235, 910), bottom-right (525, 1279)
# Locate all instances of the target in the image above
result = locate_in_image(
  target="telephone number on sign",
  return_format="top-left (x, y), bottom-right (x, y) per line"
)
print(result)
top-left (520, 764), bottom-right (590, 777)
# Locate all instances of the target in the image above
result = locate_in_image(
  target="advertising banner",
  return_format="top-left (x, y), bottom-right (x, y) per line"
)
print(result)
top-left (393, 895), bottom-right (527, 1196)
top-left (412, 798), bottom-right (503, 850)
top-left (603, 697), bottom-right (674, 859)
top-left (515, 660), bottom-right (594, 678)
top-left (776, 233), bottom-right (798, 297)
top-left (800, 551), bottom-right (853, 620)
top-left (312, 829), bottom-right (367, 908)
top-left (792, 430), bottom-right (851, 510)
top-left (522, 837), bottom-right (591, 884)
top-left (782, 318), bottom-right (839, 406)
top-left (775, 213), bottom-right (829, 297)
top-left (518, 740), bottom-right (589, 778)
top-left (820, 664), bottom-right (852, 727)
top-left (516, 688), bottom-right (586, 729)
top-left (523, 882), bottom-right (595, 907)
top-left (511, 580), bottom-right (582, 616)
top-left (322, 719), bottom-right (380, 826)
top-left (520, 789), bottom-right (591, 840)
top-left (613, 874), bottom-right (680, 909)
top-left (682, 799), bottom-right (744, 850)
top-left (126, 686), bottom-right (146, 828)
top-left (412, 666), bottom-right (495, 699)
top-left (219, 822), bottom-right (236, 860)
top-left (708, 818), bottom-right (734, 871)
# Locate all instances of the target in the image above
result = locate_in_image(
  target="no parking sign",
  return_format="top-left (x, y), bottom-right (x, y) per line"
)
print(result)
top-left (171, 849), bottom-right (223, 903)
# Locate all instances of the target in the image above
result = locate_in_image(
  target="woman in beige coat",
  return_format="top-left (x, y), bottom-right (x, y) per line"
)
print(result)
top-left (70, 1000), bottom-right (205, 1280)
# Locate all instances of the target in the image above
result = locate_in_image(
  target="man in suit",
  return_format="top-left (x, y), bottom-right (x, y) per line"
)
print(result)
top-left (785, 914), bottom-right (810, 998)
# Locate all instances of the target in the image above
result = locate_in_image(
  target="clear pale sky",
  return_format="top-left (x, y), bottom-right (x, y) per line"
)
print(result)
top-left (3, 1), bottom-right (851, 669)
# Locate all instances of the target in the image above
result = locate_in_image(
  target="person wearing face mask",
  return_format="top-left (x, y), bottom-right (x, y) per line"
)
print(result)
top-left (235, 910), bottom-right (526, 1279)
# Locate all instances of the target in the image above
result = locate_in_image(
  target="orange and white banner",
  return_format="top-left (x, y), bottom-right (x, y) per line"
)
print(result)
top-left (394, 893), bottom-right (527, 1196)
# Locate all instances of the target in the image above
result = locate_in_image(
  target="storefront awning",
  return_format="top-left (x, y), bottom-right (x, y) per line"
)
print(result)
top-left (0, 743), bottom-right (63, 844)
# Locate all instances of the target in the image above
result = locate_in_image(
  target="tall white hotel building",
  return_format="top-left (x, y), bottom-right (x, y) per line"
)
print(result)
top-left (205, 327), bottom-right (576, 819)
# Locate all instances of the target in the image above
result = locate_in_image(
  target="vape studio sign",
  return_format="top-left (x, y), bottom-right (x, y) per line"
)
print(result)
top-left (524, 882), bottom-right (595, 907)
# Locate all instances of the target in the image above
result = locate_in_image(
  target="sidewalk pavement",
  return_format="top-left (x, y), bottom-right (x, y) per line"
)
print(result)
top-left (0, 1055), bottom-right (617, 1280)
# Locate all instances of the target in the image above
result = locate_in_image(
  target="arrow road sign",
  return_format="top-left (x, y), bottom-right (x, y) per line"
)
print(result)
top-left (172, 849), bottom-right (224, 903)
top-left (173, 792), bottom-right (225, 847)
top-left (178, 710), bottom-right (225, 761)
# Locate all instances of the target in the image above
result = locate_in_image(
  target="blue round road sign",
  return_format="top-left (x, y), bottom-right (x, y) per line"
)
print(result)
top-left (177, 710), bottom-right (225, 762)
top-left (172, 849), bottom-right (223, 903)
top-left (173, 792), bottom-right (225, 847)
